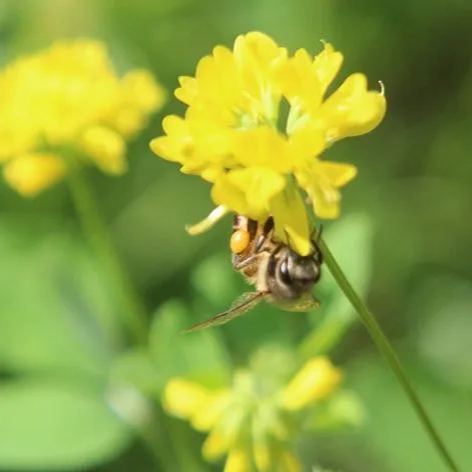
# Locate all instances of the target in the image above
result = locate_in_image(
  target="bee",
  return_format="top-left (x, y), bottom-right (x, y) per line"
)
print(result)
top-left (187, 215), bottom-right (323, 332)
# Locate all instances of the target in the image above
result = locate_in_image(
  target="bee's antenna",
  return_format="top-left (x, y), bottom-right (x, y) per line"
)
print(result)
top-left (283, 228), bottom-right (293, 248)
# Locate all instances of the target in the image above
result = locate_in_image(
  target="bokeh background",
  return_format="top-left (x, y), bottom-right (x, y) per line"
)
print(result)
top-left (0, 0), bottom-right (471, 471)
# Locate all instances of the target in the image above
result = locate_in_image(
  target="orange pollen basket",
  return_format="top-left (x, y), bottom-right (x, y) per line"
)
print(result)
top-left (230, 228), bottom-right (250, 254)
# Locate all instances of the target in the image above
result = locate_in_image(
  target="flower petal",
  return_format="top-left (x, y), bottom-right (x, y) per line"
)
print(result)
top-left (281, 357), bottom-right (342, 411)
top-left (223, 448), bottom-right (252, 472)
top-left (310, 184), bottom-right (340, 219)
top-left (234, 32), bottom-right (287, 89)
top-left (296, 160), bottom-right (357, 219)
top-left (318, 73), bottom-right (386, 142)
top-left (313, 42), bottom-right (343, 96)
top-left (212, 167), bottom-right (286, 220)
top-left (287, 125), bottom-right (325, 166)
top-left (232, 127), bottom-right (292, 173)
top-left (277, 449), bottom-right (302, 472)
top-left (175, 76), bottom-right (198, 105)
top-left (162, 378), bottom-right (210, 422)
top-left (3, 152), bottom-right (65, 197)
top-left (318, 160), bottom-right (357, 187)
top-left (253, 443), bottom-right (271, 472)
top-left (81, 125), bottom-right (127, 175)
top-left (278, 48), bottom-right (322, 114)
top-left (121, 69), bottom-right (166, 114)
top-left (270, 184), bottom-right (312, 256)
top-left (150, 115), bottom-right (191, 164)
top-left (178, 46), bottom-right (241, 126)
top-left (191, 391), bottom-right (231, 432)
top-left (151, 113), bottom-right (232, 179)
top-left (202, 427), bottom-right (231, 461)
top-left (233, 32), bottom-right (285, 73)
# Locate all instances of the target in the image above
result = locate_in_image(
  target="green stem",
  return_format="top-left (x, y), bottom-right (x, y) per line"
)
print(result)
top-left (319, 237), bottom-right (460, 472)
top-left (66, 164), bottom-right (177, 468)
top-left (67, 164), bottom-right (174, 467)
top-left (66, 165), bottom-right (148, 345)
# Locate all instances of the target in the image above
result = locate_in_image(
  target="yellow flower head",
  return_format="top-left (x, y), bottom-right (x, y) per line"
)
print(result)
top-left (162, 355), bottom-right (342, 471)
top-left (281, 357), bottom-right (342, 411)
top-left (0, 39), bottom-right (165, 196)
top-left (151, 32), bottom-right (385, 255)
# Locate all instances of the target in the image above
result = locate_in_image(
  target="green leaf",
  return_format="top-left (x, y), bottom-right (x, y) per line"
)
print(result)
top-left (300, 214), bottom-right (374, 357)
top-left (0, 218), bottom-right (122, 376)
top-left (110, 347), bottom-right (162, 396)
top-left (304, 390), bottom-right (365, 432)
top-left (112, 171), bottom-right (219, 286)
top-left (149, 300), bottom-right (231, 389)
top-left (407, 274), bottom-right (472, 388)
top-left (191, 252), bottom-right (243, 307)
top-left (0, 379), bottom-right (131, 470)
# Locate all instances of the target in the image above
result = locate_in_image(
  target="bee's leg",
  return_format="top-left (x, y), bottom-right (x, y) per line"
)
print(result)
top-left (254, 217), bottom-right (274, 253)
top-left (233, 253), bottom-right (265, 270)
top-left (247, 218), bottom-right (258, 238)
top-left (233, 242), bottom-right (282, 271)
top-left (310, 224), bottom-right (323, 244)
top-left (310, 224), bottom-right (323, 263)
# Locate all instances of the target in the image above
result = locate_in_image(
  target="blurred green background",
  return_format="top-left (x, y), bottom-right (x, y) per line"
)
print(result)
top-left (0, 0), bottom-right (471, 471)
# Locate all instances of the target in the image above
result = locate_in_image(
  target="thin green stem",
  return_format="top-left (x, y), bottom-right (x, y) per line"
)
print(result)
top-left (67, 163), bottom-right (174, 467)
top-left (66, 164), bottom-right (148, 345)
top-left (66, 164), bottom-right (178, 468)
top-left (319, 237), bottom-right (460, 472)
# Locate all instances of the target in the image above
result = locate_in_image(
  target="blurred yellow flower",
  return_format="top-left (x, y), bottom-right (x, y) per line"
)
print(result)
top-left (282, 357), bottom-right (343, 411)
top-left (0, 39), bottom-right (165, 196)
top-left (151, 32), bottom-right (385, 255)
top-left (162, 356), bottom-right (342, 471)
top-left (3, 152), bottom-right (65, 197)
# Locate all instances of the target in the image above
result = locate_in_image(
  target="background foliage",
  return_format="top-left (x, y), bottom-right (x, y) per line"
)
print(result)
top-left (0, 0), bottom-right (471, 471)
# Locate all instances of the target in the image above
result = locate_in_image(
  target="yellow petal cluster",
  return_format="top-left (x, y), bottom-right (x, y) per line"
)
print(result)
top-left (162, 356), bottom-right (341, 471)
top-left (0, 39), bottom-right (165, 196)
top-left (281, 357), bottom-right (342, 411)
top-left (151, 32), bottom-right (385, 255)
top-left (3, 153), bottom-right (66, 197)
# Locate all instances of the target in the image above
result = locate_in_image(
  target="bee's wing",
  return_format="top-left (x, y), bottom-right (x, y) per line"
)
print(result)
top-left (274, 292), bottom-right (320, 312)
top-left (185, 291), bottom-right (266, 332)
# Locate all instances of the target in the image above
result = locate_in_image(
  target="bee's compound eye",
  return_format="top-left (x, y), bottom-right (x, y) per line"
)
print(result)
top-left (279, 259), bottom-right (292, 285)
top-left (230, 229), bottom-right (250, 254)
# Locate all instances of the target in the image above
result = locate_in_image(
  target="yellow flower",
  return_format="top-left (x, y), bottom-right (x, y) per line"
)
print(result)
top-left (80, 126), bottom-right (126, 175)
top-left (3, 152), bottom-right (65, 197)
top-left (162, 356), bottom-right (342, 471)
top-left (224, 448), bottom-right (253, 472)
top-left (163, 378), bottom-right (231, 433)
top-left (281, 357), bottom-right (343, 411)
top-left (295, 159), bottom-right (358, 219)
top-left (151, 32), bottom-right (385, 255)
top-left (0, 39), bottom-right (165, 197)
top-left (175, 33), bottom-right (287, 128)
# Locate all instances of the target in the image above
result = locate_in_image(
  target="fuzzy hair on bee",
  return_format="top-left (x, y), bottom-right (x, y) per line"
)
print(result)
top-left (186, 215), bottom-right (323, 332)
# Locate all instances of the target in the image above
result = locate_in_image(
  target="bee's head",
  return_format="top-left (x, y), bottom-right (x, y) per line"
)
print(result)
top-left (267, 245), bottom-right (322, 301)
